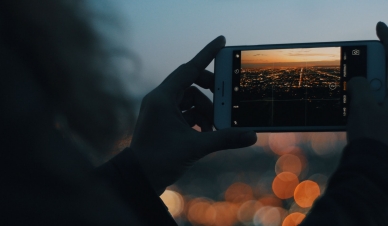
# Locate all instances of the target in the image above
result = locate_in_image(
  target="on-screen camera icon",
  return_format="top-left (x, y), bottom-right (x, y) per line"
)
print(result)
top-left (352, 49), bottom-right (360, 55)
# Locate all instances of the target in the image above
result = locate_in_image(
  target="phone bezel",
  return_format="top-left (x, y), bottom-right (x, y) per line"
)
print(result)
top-left (214, 40), bottom-right (386, 132)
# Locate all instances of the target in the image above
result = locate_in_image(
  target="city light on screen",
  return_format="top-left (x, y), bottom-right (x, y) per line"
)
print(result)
top-left (233, 47), bottom-right (345, 128)
top-left (241, 47), bottom-right (340, 68)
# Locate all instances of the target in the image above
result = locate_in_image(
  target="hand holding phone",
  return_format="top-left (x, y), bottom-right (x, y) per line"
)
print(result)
top-left (130, 36), bottom-right (256, 195)
top-left (346, 22), bottom-right (388, 147)
top-left (214, 40), bottom-right (386, 132)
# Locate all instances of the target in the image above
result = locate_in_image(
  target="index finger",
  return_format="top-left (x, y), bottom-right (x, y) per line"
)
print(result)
top-left (162, 36), bottom-right (226, 93)
top-left (188, 35), bottom-right (226, 71)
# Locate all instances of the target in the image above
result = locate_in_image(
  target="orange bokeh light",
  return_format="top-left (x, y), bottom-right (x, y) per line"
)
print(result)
top-left (294, 180), bottom-right (320, 208)
top-left (269, 133), bottom-right (297, 155)
top-left (311, 132), bottom-right (338, 156)
top-left (237, 200), bottom-right (263, 223)
top-left (282, 212), bottom-right (306, 226)
top-left (225, 182), bottom-right (253, 203)
top-left (212, 202), bottom-right (239, 226)
top-left (258, 195), bottom-right (283, 207)
top-left (255, 133), bottom-right (270, 147)
top-left (187, 198), bottom-right (240, 226)
top-left (275, 154), bottom-right (302, 176)
top-left (187, 198), bottom-right (215, 225)
top-left (253, 206), bottom-right (286, 226)
top-left (337, 132), bottom-right (346, 141)
top-left (272, 172), bottom-right (299, 199)
top-left (160, 190), bottom-right (184, 217)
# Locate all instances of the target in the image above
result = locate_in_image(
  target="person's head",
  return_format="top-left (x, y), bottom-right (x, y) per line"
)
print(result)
top-left (0, 0), bottom-right (137, 154)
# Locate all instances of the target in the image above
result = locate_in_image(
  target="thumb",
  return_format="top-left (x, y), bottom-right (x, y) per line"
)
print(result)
top-left (376, 21), bottom-right (388, 47)
top-left (348, 77), bottom-right (376, 108)
top-left (197, 129), bottom-right (257, 155)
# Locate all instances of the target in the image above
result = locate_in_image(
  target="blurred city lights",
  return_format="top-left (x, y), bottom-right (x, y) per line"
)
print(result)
top-left (269, 133), bottom-right (297, 155)
top-left (258, 195), bottom-right (283, 207)
top-left (336, 132), bottom-right (347, 141)
top-left (187, 198), bottom-right (215, 225)
top-left (272, 172), bottom-right (299, 199)
top-left (311, 132), bottom-right (338, 157)
top-left (282, 212), bottom-right (306, 226)
top-left (275, 154), bottom-right (302, 176)
top-left (237, 200), bottom-right (263, 223)
top-left (212, 202), bottom-right (239, 226)
top-left (161, 131), bottom-right (344, 225)
top-left (253, 206), bottom-right (284, 226)
top-left (225, 182), bottom-right (253, 203)
top-left (160, 190), bottom-right (184, 217)
top-left (294, 180), bottom-right (320, 208)
top-left (255, 133), bottom-right (270, 147)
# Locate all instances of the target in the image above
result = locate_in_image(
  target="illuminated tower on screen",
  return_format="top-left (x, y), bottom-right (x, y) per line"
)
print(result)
top-left (299, 68), bottom-right (303, 87)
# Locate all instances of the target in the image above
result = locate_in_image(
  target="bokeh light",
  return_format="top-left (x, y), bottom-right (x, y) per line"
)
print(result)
top-left (160, 190), bottom-right (184, 217)
top-left (225, 182), bottom-right (253, 203)
top-left (282, 212), bottom-right (306, 226)
top-left (269, 133), bottom-right (298, 155)
top-left (237, 200), bottom-right (263, 223)
top-left (253, 206), bottom-right (285, 226)
top-left (275, 154), bottom-right (302, 176)
top-left (187, 198), bottom-right (215, 225)
top-left (258, 195), bottom-right (283, 207)
top-left (212, 202), bottom-right (239, 226)
top-left (294, 180), bottom-right (320, 208)
top-left (311, 132), bottom-right (338, 157)
top-left (159, 116), bottom-right (342, 225)
top-left (255, 133), bottom-right (270, 147)
top-left (272, 172), bottom-right (299, 199)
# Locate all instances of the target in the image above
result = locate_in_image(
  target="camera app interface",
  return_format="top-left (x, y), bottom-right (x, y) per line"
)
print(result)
top-left (231, 46), bottom-right (366, 127)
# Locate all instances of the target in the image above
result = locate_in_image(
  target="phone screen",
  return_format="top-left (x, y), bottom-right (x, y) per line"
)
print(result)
top-left (231, 46), bottom-right (367, 127)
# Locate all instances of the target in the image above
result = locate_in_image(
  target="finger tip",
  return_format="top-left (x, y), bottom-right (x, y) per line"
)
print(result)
top-left (376, 21), bottom-right (388, 39)
top-left (238, 131), bottom-right (257, 146)
top-left (217, 35), bottom-right (226, 46)
top-left (377, 21), bottom-right (387, 28)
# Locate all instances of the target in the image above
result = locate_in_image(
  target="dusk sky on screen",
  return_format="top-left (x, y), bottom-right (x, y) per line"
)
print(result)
top-left (89, 0), bottom-right (388, 97)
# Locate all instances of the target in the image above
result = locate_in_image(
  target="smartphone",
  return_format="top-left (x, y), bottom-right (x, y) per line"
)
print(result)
top-left (214, 41), bottom-right (386, 132)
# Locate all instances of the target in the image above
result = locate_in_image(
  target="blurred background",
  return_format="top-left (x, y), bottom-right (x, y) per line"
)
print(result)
top-left (92, 1), bottom-right (388, 225)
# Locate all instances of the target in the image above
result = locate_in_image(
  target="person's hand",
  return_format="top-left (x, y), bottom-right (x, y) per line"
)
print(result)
top-left (346, 22), bottom-right (388, 147)
top-left (347, 77), bottom-right (388, 147)
top-left (130, 36), bottom-right (257, 195)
